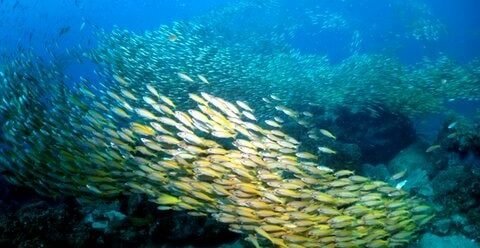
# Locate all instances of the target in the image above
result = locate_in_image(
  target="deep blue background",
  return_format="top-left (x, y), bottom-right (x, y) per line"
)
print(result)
top-left (1, 0), bottom-right (479, 62)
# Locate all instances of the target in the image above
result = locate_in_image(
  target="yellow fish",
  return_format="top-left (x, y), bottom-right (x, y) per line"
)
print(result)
top-left (189, 93), bottom-right (209, 106)
top-left (265, 119), bottom-right (282, 128)
top-left (390, 169), bottom-right (407, 180)
top-left (242, 111), bottom-right (257, 121)
top-left (131, 122), bottom-right (156, 136)
top-left (112, 107), bottom-right (130, 118)
top-left (197, 74), bottom-right (210, 84)
top-left (159, 95), bottom-right (175, 108)
top-left (113, 75), bottom-right (128, 85)
top-left (135, 108), bottom-right (158, 120)
top-left (236, 100), bottom-right (253, 112)
top-left (120, 89), bottom-right (137, 101)
top-left (177, 72), bottom-right (194, 82)
top-left (295, 152), bottom-right (318, 160)
top-left (155, 193), bottom-right (181, 205)
top-left (319, 129), bottom-right (336, 140)
top-left (426, 144), bottom-right (441, 153)
top-left (146, 84), bottom-right (160, 98)
top-left (318, 146), bottom-right (337, 154)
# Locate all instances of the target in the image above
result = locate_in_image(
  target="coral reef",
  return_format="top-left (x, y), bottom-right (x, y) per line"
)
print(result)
top-left (360, 120), bottom-right (480, 244)
top-left (440, 120), bottom-right (480, 158)
top-left (423, 118), bottom-right (480, 239)
top-left (429, 164), bottom-right (480, 239)
top-left (0, 181), bottom-right (240, 248)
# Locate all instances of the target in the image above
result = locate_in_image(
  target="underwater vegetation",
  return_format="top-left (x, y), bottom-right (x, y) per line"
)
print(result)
top-left (0, 0), bottom-right (479, 247)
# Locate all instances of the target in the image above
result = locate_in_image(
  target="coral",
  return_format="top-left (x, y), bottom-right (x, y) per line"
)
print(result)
top-left (439, 119), bottom-right (480, 158)
top-left (430, 165), bottom-right (480, 238)
top-left (421, 119), bottom-right (480, 240)
top-left (149, 211), bottom-right (240, 247)
top-left (431, 166), bottom-right (466, 196)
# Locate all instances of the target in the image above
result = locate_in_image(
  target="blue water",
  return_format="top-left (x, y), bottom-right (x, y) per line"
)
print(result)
top-left (1, 1), bottom-right (479, 61)
top-left (2, 0), bottom-right (479, 92)
top-left (1, 0), bottom-right (480, 247)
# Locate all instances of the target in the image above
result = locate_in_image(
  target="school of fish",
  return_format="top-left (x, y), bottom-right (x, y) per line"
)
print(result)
top-left (8, 1), bottom-right (480, 247)
top-left (87, 2), bottom-right (480, 119)
top-left (0, 56), bottom-right (434, 247)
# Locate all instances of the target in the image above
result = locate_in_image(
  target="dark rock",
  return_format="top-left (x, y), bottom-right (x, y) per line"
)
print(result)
top-left (0, 200), bottom-right (84, 248)
top-left (149, 211), bottom-right (240, 247)
top-left (0, 181), bottom-right (241, 248)
top-left (332, 105), bottom-right (416, 164)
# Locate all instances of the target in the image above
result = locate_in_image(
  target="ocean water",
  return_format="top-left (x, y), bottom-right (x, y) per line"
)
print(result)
top-left (0, 1), bottom-right (479, 247)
